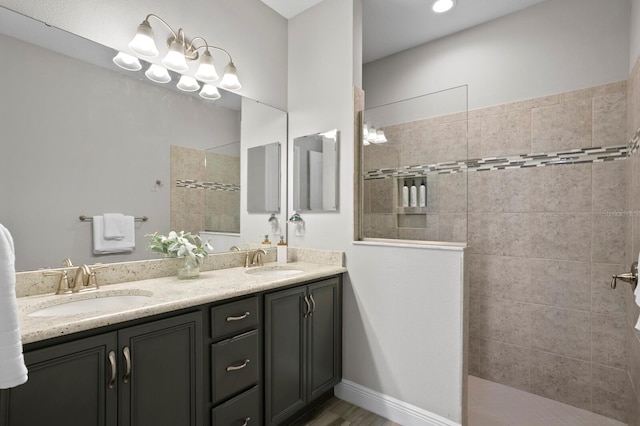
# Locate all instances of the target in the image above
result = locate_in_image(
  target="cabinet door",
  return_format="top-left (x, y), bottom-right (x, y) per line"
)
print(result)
top-left (264, 286), bottom-right (307, 425)
top-left (118, 311), bottom-right (202, 426)
top-left (307, 278), bottom-right (341, 401)
top-left (0, 333), bottom-right (117, 426)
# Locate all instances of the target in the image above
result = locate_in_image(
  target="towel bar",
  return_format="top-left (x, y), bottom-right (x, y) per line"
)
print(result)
top-left (79, 215), bottom-right (149, 222)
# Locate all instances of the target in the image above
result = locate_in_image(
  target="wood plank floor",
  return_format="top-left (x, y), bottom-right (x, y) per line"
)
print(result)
top-left (291, 397), bottom-right (401, 426)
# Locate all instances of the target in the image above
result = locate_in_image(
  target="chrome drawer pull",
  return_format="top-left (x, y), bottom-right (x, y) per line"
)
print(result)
top-left (226, 359), bottom-right (250, 372)
top-left (241, 417), bottom-right (250, 426)
top-left (108, 350), bottom-right (116, 389)
top-left (226, 312), bottom-right (250, 322)
top-left (309, 294), bottom-right (316, 317)
top-left (303, 296), bottom-right (311, 318)
top-left (122, 346), bottom-right (131, 384)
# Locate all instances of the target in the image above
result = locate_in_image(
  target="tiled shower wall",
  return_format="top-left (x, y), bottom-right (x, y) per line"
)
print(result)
top-left (170, 145), bottom-right (240, 234)
top-left (362, 112), bottom-right (468, 242)
top-left (625, 56), bottom-right (640, 426)
top-left (363, 82), bottom-right (630, 422)
top-left (467, 81), bottom-right (629, 423)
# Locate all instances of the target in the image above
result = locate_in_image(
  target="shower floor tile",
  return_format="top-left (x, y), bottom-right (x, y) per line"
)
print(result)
top-left (468, 375), bottom-right (626, 426)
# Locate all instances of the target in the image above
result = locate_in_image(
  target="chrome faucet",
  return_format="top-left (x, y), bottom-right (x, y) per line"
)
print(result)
top-left (245, 249), bottom-right (268, 267)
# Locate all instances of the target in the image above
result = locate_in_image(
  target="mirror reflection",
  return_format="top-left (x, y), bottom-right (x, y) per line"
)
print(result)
top-left (0, 7), bottom-right (286, 271)
top-left (293, 130), bottom-right (340, 212)
top-left (247, 142), bottom-right (280, 213)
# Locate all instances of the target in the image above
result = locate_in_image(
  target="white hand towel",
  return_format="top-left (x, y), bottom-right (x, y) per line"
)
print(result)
top-left (93, 215), bottom-right (135, 254)
top-left (103, 213), bottom-right (125, 240)
top-left (0, 223), bottom-right (28, 388)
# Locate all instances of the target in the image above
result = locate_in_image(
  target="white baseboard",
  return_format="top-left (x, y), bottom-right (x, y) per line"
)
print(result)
top-left (334, 380), bottom-right (461, 426)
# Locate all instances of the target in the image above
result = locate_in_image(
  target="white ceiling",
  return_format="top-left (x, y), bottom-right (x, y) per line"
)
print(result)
top-left (261, 0), bottom-right (548, 63)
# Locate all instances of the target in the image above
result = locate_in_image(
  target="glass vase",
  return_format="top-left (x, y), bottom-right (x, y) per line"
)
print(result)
top-left (177, 256), bottom-right (200, 280)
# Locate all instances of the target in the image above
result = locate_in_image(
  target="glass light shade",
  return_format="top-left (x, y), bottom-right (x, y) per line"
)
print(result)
top-left (162, 39), bottom-right (189, 72)
top-left (219, 61), bottom-right (241, 90)
top-left (145, 64), bottom-right (171, 84)
top-left (112, 52), bottom-right (142, 71)
top-left (128, 20), bottom-right (159, 58)
top-left (199, 84), bottom-right (221, 100)
top-left (363, 139), bottom-right (371, 146)
top-left (367, 126), bottom-right (378, 142)
top-left (376, 130), bottom-right (388, 143)
top-left (177, 75), bottom-right (200, 92)
top-left (432, 0), bottom-right (455, 13)
top-left (194, 50), bottom-right (219, 82)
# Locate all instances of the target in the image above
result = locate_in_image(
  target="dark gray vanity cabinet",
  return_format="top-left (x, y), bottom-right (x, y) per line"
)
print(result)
top-left (264, 277), bottom-right (342, 426)
top-left (0, 311), bottom-right (202, 426)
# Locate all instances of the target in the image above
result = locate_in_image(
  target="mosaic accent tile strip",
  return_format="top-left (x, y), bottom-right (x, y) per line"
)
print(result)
top-left (175, 179), bottom-right (240, 192)
top-left (629, 127), bottom-right (640, 156)
top-left (363, 144), bottom-right (628, 180)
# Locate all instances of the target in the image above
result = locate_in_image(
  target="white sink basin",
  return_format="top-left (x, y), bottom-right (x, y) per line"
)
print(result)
top-left (244, 266), bottom-right (304, 277)
top-left (28, 293), bottom-right (152, 317)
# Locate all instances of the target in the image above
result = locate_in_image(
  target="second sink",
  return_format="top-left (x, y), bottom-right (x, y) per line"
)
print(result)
top-left (244, 265), bottom-right (304, 277)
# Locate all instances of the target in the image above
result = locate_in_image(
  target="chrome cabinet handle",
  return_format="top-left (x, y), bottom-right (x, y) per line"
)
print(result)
top-left (309, 294), bottom-right (316, 317)
top-left (303, 296), bottom-right (311, 318)
top-left (241, 417), bottom-right (250, 426)
top-left (226, 359), bottom-right (250, 372)
top-left (122, 346), bottom-right (131, 384)
top-left (108, 350), bottom-right (116, 389)
top-left (226, 312), bottom-right (250, 322)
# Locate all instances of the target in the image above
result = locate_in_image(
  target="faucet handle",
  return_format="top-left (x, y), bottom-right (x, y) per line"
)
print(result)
top-left (44, 269), bottom-right (73, 295)
top-left (87, 264), bottom-right (107, 289)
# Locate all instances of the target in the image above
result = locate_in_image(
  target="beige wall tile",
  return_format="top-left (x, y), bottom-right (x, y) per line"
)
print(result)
top-left (398, 228), bottom-right (428, 241)
top-left (468, 336), bottom-right (530, 392)
top-left (530, 306), bottom-right (591, 361)
top-left (593, 161), bottom-right (627, 213)
top-left (364, 140), bottom-right (400, 171)
top-left (397, 214), bottom-right (426, 229)
top-left (398, 126), bottom-right (437, 167)
top-left (469, 295), bottom-right (531, 347)
top-left (363, 214), bottom-right (397, 239)
top-left (438, 213), bottom-right (467, 243)
top-left (468, 169), bottom-right (530, 213)
top-left (369, 178), bottom-right (395, 214)
top-left (592, 213), bottom-right (627, 264)
top-left (528, 259), bottom-right (591, 311)
top-left (434, 120), bottom-right (467, 163)
top-left (530, 213), bottom-right (592, 262)
top-left (468, 254), bottom-right (531, 302)
top-left (504, 94), bottom-right (560, 111)
top-left (530, 164), bottom-right (592, 212)
top-left (468, 118), bottom-right (482, 159)
top-left (529, 350), bottom-right (592, 411)
top-left (594, 92), bottom-right (627, 147)
top-left (468, 213), bottom-right (530, 257)
top-left (438, 173), bottom-right (467, 213)
top-left (468, 104), bottom-right (506, 119)
top-left (591, 364), bottom-right (629, 423)
top-left (531, 99), bottom-right (593, 152)
top-left (591, 263), bottom-right (627, 316)
top-left (480, 109), bottom-right (531, 157)
top-left (627, 326), bottom-right (640, 402)
top-left (592, 313), bottom-right (627, 369)
top-left (425, 214), bottom-right (440, 241)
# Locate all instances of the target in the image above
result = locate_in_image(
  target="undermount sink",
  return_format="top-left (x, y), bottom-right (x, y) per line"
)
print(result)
top-left (28, 292), bottom-right (153, 317)
top-left (244, 265), bottom-right (304, 277)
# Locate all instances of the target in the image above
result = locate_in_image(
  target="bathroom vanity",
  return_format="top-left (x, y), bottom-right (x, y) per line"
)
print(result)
top-left (0, 257), bottom-right (344, 426)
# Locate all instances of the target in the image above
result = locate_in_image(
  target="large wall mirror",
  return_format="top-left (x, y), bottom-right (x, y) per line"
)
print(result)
top-left (247, 142), bottom-right (280, 213)
top-left (0, 6), bottom-right (287, 271)
top-left (293, 130), bottom-right (339, 212)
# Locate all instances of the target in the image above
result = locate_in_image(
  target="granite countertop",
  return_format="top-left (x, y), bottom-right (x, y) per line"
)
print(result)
top-left (17, 262), bottom-right (346, 345)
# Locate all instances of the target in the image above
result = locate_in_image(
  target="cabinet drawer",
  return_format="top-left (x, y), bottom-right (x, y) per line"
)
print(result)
top-left (211, 385), bottom-right (260, 426)
top-left (211, 297), bottom-right (259, 339)
top-left (211, 330), bottom-right (259, 403)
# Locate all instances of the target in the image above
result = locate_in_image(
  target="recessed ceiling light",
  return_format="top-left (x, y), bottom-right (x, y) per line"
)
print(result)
top-left (432, 0), bottom-right (456, 14)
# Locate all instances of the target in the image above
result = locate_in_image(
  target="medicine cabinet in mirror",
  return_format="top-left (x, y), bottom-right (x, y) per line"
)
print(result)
top-left (293, 130), bottom-right (339, 212)
top-left (247, 142), bottom-right (280, 213)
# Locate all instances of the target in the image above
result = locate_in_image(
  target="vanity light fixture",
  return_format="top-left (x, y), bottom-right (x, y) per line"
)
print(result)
top-left (432, 0), bottom-right (456, 13)
top-left (114, 13), bottom-right (242, 100)
top-left (363, 122), bottom-right (388, 145)
top-left (112, 52), bottom-right (142, 71)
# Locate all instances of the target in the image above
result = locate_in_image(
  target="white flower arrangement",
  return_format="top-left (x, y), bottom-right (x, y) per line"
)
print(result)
top-left (145, 231), bottom-right (212, 265)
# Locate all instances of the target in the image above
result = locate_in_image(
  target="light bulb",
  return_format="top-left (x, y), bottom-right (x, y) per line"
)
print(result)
top-left (195, 50), bottom-right (219, 82)
top-left (219, 61), bottom-right (241, 90)
top-left (128, 20), bottom-right (159, 58)
top-left (376, 130), bottom-right (387, 143)
top-left (199, 84), bottom-right (221, 100)
top-left (162, 39), bottom-right (188, 72)
top-left (432, 0), bottom-right (455, 13)
top-left (177, 75), bottom-right (200, 92)
top-left (145, 64), bottom-right (171, 84)
top-left (113, 52), bottom-right (142, 71)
